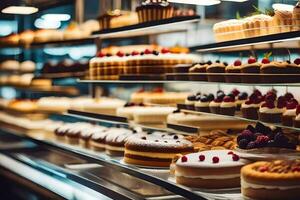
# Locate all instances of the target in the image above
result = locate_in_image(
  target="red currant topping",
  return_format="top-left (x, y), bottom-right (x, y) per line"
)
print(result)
top-left (294, 58), bottom-right (300, 65)
top-left (232, 154), bottom-right (240, 161)
top-left (262, 58), bottom-right (270, 64)
top-left (181, 156), bottom-right (188, 162)
top-left (96, 51), bottom-right (105, 57)
top-left (227, 151), bottom-right (234, 155)
top-left (161, 48), bottom-right (170, 54)
top-left (234, 60), bottom-right (242, 66)
top-left (116, 51), bottom-right (124, 57)
top-left (248, 57), bottom-right (257, 64)
top-left (212, 156), bottom-right (219, 164)
top-left (144, 49), bottom-right (152, 54)
top-left (199, 155), bottom-right (205, 161)
top-left (131, 51), bottom-right (139, 56)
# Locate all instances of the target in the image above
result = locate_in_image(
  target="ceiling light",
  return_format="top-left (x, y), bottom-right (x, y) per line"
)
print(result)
top-left (222, 0), bottom-right (248, 2)
top-left (41, 14), bottom-right (71, 22)
top-left (272, 3), bottom-right (294, 12)
top-left (2, 6), bottom-right (38, 15)
top-left (168, 0), bottom-right (221, 6)
top-left (34, 18), bottom-right (61, 29)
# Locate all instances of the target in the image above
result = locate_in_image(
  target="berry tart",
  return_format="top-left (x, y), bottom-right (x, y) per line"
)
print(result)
top-left (241, 160), bottom-right (300, 200)
top-left (209, 91), bottom-right (225, 114)
top-left (258, 94), bottom-right (285, 123)
top-left (220, 95), bottom-right (236, 116)
top-left (237, 123), bottom-right (297, 152)
top-left (124, 132), bottom-right (194, 167)
top-left (225, 59), bottom-right (242, 83)
top-left (240, 56), bottom-right (261, 83)
top-left (175, 150), bottom-right (250, 189)
top-left (194, 93), bottom-right (214, 113)
top-left (206, 61), bottom-right (226, 82)
top-left (241, 91), bottom-right (263, 120)
top-left (282, 98), bottom-right (298, 126)
top-left (293, 105), bottom-right (300, 128)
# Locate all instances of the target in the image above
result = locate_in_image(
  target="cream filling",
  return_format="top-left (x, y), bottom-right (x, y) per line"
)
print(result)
top-left (241, 103), bottom-right (260, 108)
top-left (125, 149), bottom-right (177, 159)
top-left (185, 100), bottom-right (195, 105)
top-left (241, 178), bottom-right (300, 190)
top-left (259, 107), bottom-right (284, 113)
top-left (283, 109), bottom-right (296, 116)
top-left (105, 145), bottom-right (124, 152)
top-left (195, 101), bottom-right (210, 107)
top-left (176, 172), bottom-right (240, 180)
top-left (90, 141), bottom-right (105, 149)
top-left (220, 102), bottom-right (236, 108)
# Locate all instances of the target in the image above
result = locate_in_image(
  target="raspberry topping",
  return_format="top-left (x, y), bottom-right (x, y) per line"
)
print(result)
top-left (262, 58), bottom-right (270, 64)
top-left (181, 156), bottom-right (188, 162)
top-left (131, 51), bottom-right (139, 56)
top-left (223, 95), bottom-right (234, 102)
top-left (284, 92), bottom-right (294, 101)
top-left (261, 102), bottom-right (275, 109)
top-left (258, 166), bottom-right (269, 172)
top-left (116, 51), bottom-right (124, 57)
top-left (161, 48), bottom-right (170, 54)
top-left (248, 57), bottom-right (257, 64)
top-left (199, 155), bottom-right (205, 161)
top-left (234, 59), bottom-right (242, 66)
top-left (253, 89), bottom-right (262, 97)
top-left (144, 49), bottom-right (152, 54)
top-left (294, 58), bottom-right (300, 65)
top-left (286, 100), bottom-right (298, 109)
top-left (231, 89), bottom-right (240, 97)
top-left (227, 151), bottom-right (234, 155)
top-left (212, 156), bottom-right (219, 164)
top-left (96, 51), bottom-right (105, 57)
top-left (232, 154), bottom-right (240, 161)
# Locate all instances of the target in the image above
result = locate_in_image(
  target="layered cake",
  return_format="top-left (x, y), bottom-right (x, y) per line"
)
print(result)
top-left (241, 160), bottom-right (300, 200)
top-left (124, 132), bottom-right (194, 167)
top-left (293, 1), bottom-right (300, 31)
top-left (273, 8), bottom-right (293, 33)
top-left (175, 150), bottom-right (249, 189)
top-left (136, 0), bottom-right (174, 23)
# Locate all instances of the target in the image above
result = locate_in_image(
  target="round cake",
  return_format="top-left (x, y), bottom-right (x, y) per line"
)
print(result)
top-left (124, 132), bottom-right (194, 167)
top-left (175, 150), bottom-right (250, 189)
top-left (241, 160), bottom-right (300, 200)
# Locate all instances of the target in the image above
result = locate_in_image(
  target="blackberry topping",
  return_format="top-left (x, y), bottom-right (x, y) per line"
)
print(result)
top-left (187, 95), bottom-right (197, 101)
top-left (206, 60), bottom-right (212, 65)
top-left (215, 60), bottom-right (220, 63)
top-left (200, 96), bottom-right (209, 102)
top-left (207, 94), bottom-right (215, 101)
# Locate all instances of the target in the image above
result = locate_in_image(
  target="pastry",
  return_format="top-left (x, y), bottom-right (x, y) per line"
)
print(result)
top-left (225, 59), bottom-right (242, 83)
top-left (188, 63), bottom-right (208, 81)
top-left (282, 98), bottom-right (298, 126)
top-left (37, 97), bottom-right (71, 113)
top-left (195, 93), bottom-right (214, 113)
top-left (220, 95), bottom-right (236, 116)
top-left (19, 30), bottom-right (35, 45)
top-left (89, 128), bottom-right (110, 151)
top-left (19, 74), bottom-right (34, 86)
top-left (0, 60), bottom-right (19, 71)
top-left (54, 123), bottom-right (73, 142)
top-left (259, 94), bottom-right (285, 123)
top-left (240, 56), bottom-right (261, 83)
top-left (175, 150), bottom-right (249, 189)
top-left (65, 123), bottom-right (93, 145)
top-left (243, 14), bottom-right (273, 37)
top-left (63, 22), bottom-right (83, 40)
top-left (7, 100), bottom-right (38, 113)
top-left (5, 33), bottom-right (20, 46)
top-left (19, 60), bottom-right (36, 73)
top-left (136, 0), bottom-right (174, 23)
top-left (133, 106), bottom-right (176, 124)
top-left (236, 92), bottom-right (248, 111)
top-left (98, 10), bottom-right (138, 30)
top-left (82, 98), bottom-right (126, 115)
top-left (241, 91), bottom-right (263, 120)
top-left (206, 61), bottom-right (226, 82)
top-left (287, 58), bottom-right (300, 73)
top-left (184, 94), bottom-right (197, 110)
top-left (209, 91), bottom-right (225, 114)
top-left (124, 132), bottom-right (194, 167)
top-left (293, 105), bottom-right (300, 128)
top-left (30, 78), bottom-right (52, 88)
top-left (273, 9), bottom-right (293, 33)
top-left (241, 160), bottom-right (300, 200)
top-left (293, 1), bottom-right (300, 31)
top-left (79, 126), bottom-right (107, 148)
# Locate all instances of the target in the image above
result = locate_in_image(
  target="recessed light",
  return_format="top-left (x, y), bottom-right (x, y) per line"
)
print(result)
top-left (2, 6), bottom-right (38, 15)
top-left (168, 0), bottom-right (221, 6)
top-left (272, 3), bottom-right (294, 12)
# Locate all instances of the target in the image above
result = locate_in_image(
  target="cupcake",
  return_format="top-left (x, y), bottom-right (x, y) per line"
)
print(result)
top-left (282, 98), bottom-right (298, 126)
top-left (240, 57), bottom-right (261, 83)
top-left (258, 94), bottom-right (285, 123)
top-left (220, 95), bottom-right (236, 116)
top-left (136, 0), bottom-right (174, 23)
top-left (293, 105), bottom-right (300, 128)
top-left (236, 92), bottom-right (248, 111)
top-left (195, 93), bottom-right (214, 113)
top-left (286, 58), bottom-right (300, 74)
top-left (188, 63), bottom-right (208, 81)
top-left (241, 91), bottom-right (263, 120)
top-left (206, 61), bottom-right (226, 82)
top-left (209, 91), bottom-right (225, 114)
top-left (260, 61), bottom-right (288, 83)
top-left (185, 94), bottom-right (198, 110)
top-left (225, 60), bottom-right (242, 83)
top-left (293, 1), bottom-right (300, 31)
top-left (273, 9), bottom-right (293, 33)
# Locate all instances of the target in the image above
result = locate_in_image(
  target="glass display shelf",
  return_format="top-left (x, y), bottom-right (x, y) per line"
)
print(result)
top-left (190, 30), bottom-right (300, 53)
top-left (179, 108), bottom-right (300, 133)
top-left (93, 16), bottom-right (200, 39)
top-left (65, 109), bottom-right (199, 135)
top-left (0, 127), bottom-right (210, 200)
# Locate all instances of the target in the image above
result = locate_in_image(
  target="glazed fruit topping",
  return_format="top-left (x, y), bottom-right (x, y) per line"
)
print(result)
top-left (212, 156), bottom-right (219, 164)
top-left (261, 58), bottom-right (270, 64)
top-left (200, 96), bottom-right (209, 102)
top-left (231, 88), bottom-right (240, 97)
top-left (96, 51), bottom-right (105, 57)
top-left (248, 57), bottom-right (257, 64)
top-left (232, 154), bottom-right (240, 161)
top-left (294, 58), bottom-right (300, 65)
top-left (261, 101), bottom-right (275, 109)
top-left (256, 160), bottom-right (300, 173)
top-left (131, 51), bottom-right (139, 56)
top-left (116, 51), bottom-right (124, 57)
top-left (265, 92), bottom-right (276, 102)
top-left (199, 155), bottom-right (205, 161)
top-left (234, 59), bottom-right (242, 66)
top-left (296, 105), bottom-right (300, 115)
top-left (284, 92), bottom-right (294, 101)
top-left (181, 156), bottom-right (188, 162)
top-left (244, 100), bottom-right (252, 105)
top-left (258, 166), bottom-right (269, 172)
top-left (144, 49), bottom-right (152, 54)
top-left (253, 89), bottom-right (262, 97)
top-left (161, 48), bottom-right (170, 54)
top-left (222, 95), bottom-right (234, 102)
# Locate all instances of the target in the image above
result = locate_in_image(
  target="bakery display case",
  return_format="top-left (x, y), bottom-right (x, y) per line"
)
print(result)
top-left (1, 0), bottom-right (300, 200)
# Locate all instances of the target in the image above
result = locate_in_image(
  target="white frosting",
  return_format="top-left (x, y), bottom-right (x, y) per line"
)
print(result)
top-left (241, 103), bottom-right (260, 108)
top-left (283, 109), bottom-right (296, 116)
top-left (259, 107), bottom-right (285, 114)
top-left (176, 150), bottom-right (249, 168)
top-left (132, 107), bottom-right (176, 116)
top-left (185, 99), bottom-right (195, 105)
top-left (195, 101), bottom-right (210, 107)
top-left (175, 172), bottom-right (240, 179)
top-left (117, 106), bottom-right (146, 119)
top-left (209, 101), bottom-right (221, 107)
top-left (220, 101), bottom-right (236, 108)
top-left (241, 178), bottom-right (300, 190)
